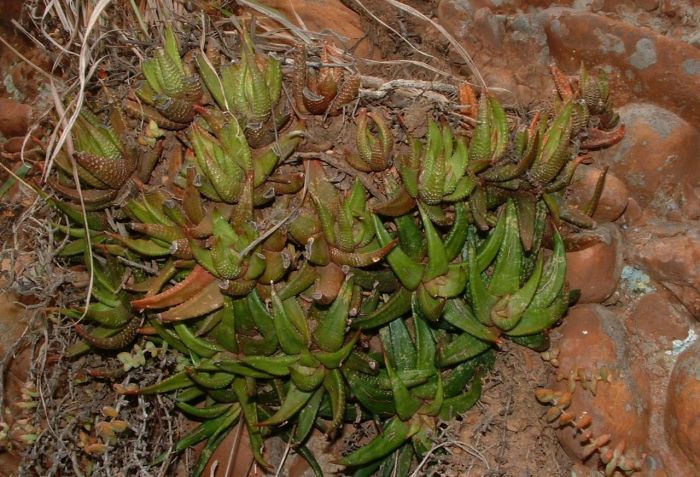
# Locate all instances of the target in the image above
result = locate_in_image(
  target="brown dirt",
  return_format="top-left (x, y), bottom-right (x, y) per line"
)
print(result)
top-left (430, 347), bottom-right (571, 477)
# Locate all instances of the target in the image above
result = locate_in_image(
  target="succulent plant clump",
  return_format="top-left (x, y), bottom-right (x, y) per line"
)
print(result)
top-left (46, 21), bottom-right (625, 476)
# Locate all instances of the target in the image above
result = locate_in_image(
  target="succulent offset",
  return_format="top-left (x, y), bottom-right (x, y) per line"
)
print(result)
top-left (47, 23), bottom-right (626, 477)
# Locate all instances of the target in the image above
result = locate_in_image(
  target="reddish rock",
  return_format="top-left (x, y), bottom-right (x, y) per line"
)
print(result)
top-left (200, 425), bottom-right (254, 477)
top-left (625, 290), bottom-right (691, 347)
top-left (551, 297), bottom-right (699, 476)
top-left (626, 221), bottom-right (700, 319)
top-left (543, 9), bottom-right (700, 125)
top-left (619, 197), bottom-right (646, 227)
top-left (623, 289), bottom-right (697, 477)
top-left (552, 305), bottom-right (650, 466)
top-left (260, 0), bottom-right (370, 56)
top-left (473, 7), bottom-right (506, 49)
top-left (2, 136), bottom-right (25, 154)
top-left (565, 224), bottom-right (623, 303)
top-left (568, 165), bottom-right (629, 223)
top-left (636, 0), bottom-right (661, 11)
top-left (435, 0), bottom-right (657, 15)
top-left (570, 463), bottom-right (600, 477)
top-left (679, 180), bottom-right (700, 221)
top-left (436, 0), bottom-right (484, 18)
top-left (596, 103), bottom-right (700, 218)
top-left (536, 0), bottom-right (660, 11)
top-left (663, 283), bottom-right (700, 319)
top-left (0, 98), bottom-right (31, 138)
top-left (435, 2), bottom-right (699, 113)
top-left (436, 1), bottom-right (553, 106)
top-left (666, 339), bottom-right (700, 473)
top-left (481, 66), bottom-right (520, 104)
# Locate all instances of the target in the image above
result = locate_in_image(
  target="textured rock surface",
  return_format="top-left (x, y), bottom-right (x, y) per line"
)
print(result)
top-left (623, 290), bottom-right (696, 477)
top-left (543, 9), bottom-right (700, 125)
top-left (626, 290), bottom-right (691, 345)
top-left (552, 296), bottom-right (697, 476)
top-left (0, 98), bottom-right (31, 138)
top-left (436, 0), bottom-right (554, 106)
top-left (625, 221), bottom-right (700, 319)
top-left (568, 165), bottom-right (630, 223)
top-left (596, 103), bottom-right (700, 219)
top-left (436, 2), bottom-right (700, 121)
top-left (666, 339), bottom-right (700, 473)
top-left (565, 224), bottom-right (623, 304)
top-left (551, 305), bottom-right (650, 465)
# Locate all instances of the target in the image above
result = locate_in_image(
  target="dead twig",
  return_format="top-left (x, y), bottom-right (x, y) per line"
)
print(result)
top-left (359, 75), bottom-right (457, 104)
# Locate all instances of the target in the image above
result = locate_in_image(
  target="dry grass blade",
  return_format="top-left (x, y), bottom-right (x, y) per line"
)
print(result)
top-left (236, 0), bottom-right (313, 44)
top-left (223, 421), bottom-right (245, 477)
top-left (384, 0), bottom-right (486, 89)
top-left (286, 0), bottom-right (308, 31)
top-left (46, 0), bottom-right (74, 34)
top-left (409, 440), bottom-right (491, 477)
top-left (47, 80), bottom-right (95, 326)
top-left (273, 430), bottom-right (295, 477)
top-left (9, 18), bottom-right (48, 50)
top-left (43, 0), bottom-right (113, 182)
top-left (32, 0), bottom-right (81, 57)
top-left (127, 0), bottom-right (149, 37)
